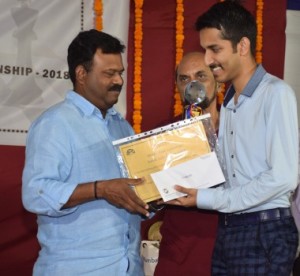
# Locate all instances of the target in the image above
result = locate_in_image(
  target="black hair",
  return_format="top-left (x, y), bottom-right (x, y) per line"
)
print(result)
top-left (67, 29), bottom-right (125, 85)
top-left (195, 0), bottom-right (257, 56)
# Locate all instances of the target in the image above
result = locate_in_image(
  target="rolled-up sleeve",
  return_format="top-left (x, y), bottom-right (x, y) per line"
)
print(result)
top-left (22, 114), bottom-right (78, 216)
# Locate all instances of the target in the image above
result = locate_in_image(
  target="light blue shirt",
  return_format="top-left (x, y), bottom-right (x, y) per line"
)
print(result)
top-left (197, 65), bottom-right (298, 213)
top-left (22, 91), bottom-right (144, 275)
top-left (291, 131), bottom-right (300, 231)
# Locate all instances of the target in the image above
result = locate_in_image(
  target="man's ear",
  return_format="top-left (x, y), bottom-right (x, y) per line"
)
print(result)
top-left (75, 65), bottom-right (87, 85)
top-left (239, 37), bottom-right (250, 56)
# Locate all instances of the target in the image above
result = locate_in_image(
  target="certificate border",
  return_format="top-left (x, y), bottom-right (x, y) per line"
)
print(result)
top-left (113, 113), bottom-right (211, 146)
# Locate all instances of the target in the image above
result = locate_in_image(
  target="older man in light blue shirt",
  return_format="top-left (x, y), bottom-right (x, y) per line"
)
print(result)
top-left (22, 30), bottom-right (149, 275)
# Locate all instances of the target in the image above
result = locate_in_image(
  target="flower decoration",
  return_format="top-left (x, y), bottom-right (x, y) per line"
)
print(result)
top-left (255, 0), bottom-right (263, 63)
top-left (173, 0), bottom-right (184, 117)
top-left (133, 0), bottom-right (144, 133)
top-left (217, 83), bottom-right (225, 106)
top-left (216, 0), bottom-right (226, 105)
top-left (94, 0), bottom-right (103, 31)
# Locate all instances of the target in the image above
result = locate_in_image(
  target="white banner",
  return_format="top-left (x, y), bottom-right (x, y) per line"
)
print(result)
top-left (0, 0), bottom-right (129, 145)
top-left (0, 0), bottom-right (129, 146)
top-left (0, 1), bottom-right (90, 145)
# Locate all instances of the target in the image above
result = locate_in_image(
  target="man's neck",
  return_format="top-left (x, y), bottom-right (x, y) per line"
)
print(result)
top-left (203, 100), bottom-right (219, 131)
top-left (232, 61), bottom-right (257, 104)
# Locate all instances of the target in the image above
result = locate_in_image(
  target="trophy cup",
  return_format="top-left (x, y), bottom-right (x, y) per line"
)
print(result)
top-left (184, 80), bottom-right (206, 118)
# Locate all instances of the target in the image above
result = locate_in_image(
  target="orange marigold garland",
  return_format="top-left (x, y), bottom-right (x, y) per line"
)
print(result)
top-left (216, 0), bottom-right (226, 105)
top-left (255, 0), bottom-right (263, 63)
top-left (217, 83), bottom-right (226, 106)
top-left (173, 0), bottom-right (184, 117)
top-left (133, 0), bottom-right (144, 133)
top-left (94, 0), bottom-right (103, 31)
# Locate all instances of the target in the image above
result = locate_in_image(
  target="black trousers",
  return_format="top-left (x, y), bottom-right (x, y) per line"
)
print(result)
top-left (213, 212), bottom-right (298, 275)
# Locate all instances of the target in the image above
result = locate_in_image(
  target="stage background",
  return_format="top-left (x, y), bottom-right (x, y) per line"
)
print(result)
top-left (1, 0), bottom-right (300, 275)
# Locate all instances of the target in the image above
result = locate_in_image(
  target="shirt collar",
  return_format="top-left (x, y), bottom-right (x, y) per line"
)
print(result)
top-left (223, 64), bottom-right (267, 107)
top-left (66, 90), bottom-right (120, 118)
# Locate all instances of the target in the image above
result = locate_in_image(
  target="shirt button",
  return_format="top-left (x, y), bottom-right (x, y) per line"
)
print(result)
top-left (232, 174), bottom-right (236, 177)
top-left (231, 155), bottom-right (234, 158)
top-left (231, 131), bottom-right (233, 135)
top-left (233, 110), bottom-right (236, 113)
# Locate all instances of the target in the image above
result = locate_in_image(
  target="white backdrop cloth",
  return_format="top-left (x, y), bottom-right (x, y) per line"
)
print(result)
top-left (0, 0), bottom-right (129, 146)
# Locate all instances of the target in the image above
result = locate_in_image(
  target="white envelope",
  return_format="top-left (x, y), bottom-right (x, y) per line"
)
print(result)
top-left (150, 151), bottom-right (225, 202)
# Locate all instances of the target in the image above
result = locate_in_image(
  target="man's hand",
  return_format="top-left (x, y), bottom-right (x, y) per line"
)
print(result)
top-left (161, 185), bottom-right (198, 207)
top-left (98, 178), bottom-right (149, 217)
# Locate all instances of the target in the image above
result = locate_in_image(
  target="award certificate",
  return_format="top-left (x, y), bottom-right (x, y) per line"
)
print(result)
top-left (116, 116), bottom-right (212, 202)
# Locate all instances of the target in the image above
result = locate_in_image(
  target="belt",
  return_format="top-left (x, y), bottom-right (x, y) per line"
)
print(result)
top-left (219, 208), bottom-right (292, 227)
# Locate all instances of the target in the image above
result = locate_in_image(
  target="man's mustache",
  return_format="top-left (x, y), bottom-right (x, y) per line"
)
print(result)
top-left (108, 84), bottom-right (122, 92)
